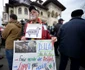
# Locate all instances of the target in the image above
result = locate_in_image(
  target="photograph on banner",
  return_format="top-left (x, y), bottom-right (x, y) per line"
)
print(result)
top-left (25, 24), bottom-right (42, 38)
top-left (15, 41), bottom-right (36, 53)
top-left (13, 40), bottom-right (57, 70)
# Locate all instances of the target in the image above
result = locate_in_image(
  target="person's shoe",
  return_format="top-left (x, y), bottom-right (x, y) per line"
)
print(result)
top-left (0, 64), bottom-right (3, 68)
top-left (0, 56), bottom-right (4, 60)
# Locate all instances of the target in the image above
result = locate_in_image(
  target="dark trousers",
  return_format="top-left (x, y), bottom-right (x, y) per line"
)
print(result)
top-left (59, 53), bottom-right (80, 70)
top-left (6, 49), bottom-right (13, 70)
top-left (54, 42), bottom-right (59, 56)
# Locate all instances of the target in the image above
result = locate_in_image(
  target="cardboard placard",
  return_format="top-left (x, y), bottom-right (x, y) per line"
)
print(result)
top-left (12, 40), bottom-right (57, 70)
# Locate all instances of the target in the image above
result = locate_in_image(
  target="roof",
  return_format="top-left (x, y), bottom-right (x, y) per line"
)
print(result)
top-left (9, 0), bottom-right (31, 5)
top-left (43, 0), bottom-right (66, 11)
top-left (6, 3), bottom-right (13, 8)
top-left (7, 3), bottom-right (29, 7)
top-left (30, 2), bottom-right (48, 10)
top-left (6, 3), bottom-right (29, 13)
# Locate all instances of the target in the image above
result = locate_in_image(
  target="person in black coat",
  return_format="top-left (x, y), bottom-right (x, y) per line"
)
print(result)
top-left (54, 18), bottom-right (64, 37)
top-left (58, 9), bottom-right (85, 70)
top-left (54, 18), bottom-right (64, 56)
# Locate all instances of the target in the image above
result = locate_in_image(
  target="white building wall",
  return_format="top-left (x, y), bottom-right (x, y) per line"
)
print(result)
top-left (8, 8), bottom-right (14, 20)
top-left (47, 3), bottom-right (62, 15)
top-left (36, 6), bottom-right (48, 22)
top-left (8, 6), bottom-right (29, 21)
top-left (47, 17), bottom-right (58, 26)
top-left (34, 3), bottom-right (62, 26)
top-left (44, 3), bottom-right (62, 26)
top-left (16, 6), bottom-right (29, 21)
top-left (9, 8), bottom-right (14, 15)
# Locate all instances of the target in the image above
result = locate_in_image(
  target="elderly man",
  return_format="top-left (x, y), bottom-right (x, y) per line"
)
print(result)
top-left (21, 5), bottom-right (57, 42)
top-left (58, 9), bottom-right (85, 70)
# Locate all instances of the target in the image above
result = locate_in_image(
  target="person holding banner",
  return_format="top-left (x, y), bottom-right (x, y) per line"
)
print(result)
top-left (21, 5), bottom-right (57, 42)
top-left (2, 14), bottom-right (22, 70)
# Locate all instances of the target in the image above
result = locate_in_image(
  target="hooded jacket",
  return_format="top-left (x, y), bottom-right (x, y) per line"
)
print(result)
top-left (2, 21), bottom-right (22, 49)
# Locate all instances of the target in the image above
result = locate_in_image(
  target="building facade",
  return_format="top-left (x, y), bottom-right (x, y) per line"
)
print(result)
top-left (2, 0), bottom-right (66, 26)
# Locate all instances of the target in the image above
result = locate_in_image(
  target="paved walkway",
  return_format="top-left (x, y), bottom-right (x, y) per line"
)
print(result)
top-left (0, 48), bottom-right (9, 70)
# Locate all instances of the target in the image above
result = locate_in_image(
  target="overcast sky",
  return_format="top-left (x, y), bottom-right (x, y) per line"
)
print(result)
top-left (58, 0), bottom-right (85, 22)
top-left (0, 0), bottom-right (85, 26)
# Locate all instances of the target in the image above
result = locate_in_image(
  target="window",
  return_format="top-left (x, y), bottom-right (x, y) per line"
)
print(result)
top-left (10, 10), bottom-right (14, 14)
top-left (59, 14), bottom-right (61, 17)
top-left (41, 11), bottom-right (43, 16)
top-left (51, 11), bottom-right (54, 17)
top-left (55, 12), bottom-right (58, 18)
top-left (24, 8), bottom-right (28, 15)
top-left (18, 7), bottom-right (22, 14)
top-left (48, 11), bottom-right (50, 17)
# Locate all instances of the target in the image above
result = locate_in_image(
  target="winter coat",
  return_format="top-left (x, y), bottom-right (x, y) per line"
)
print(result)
top-left (54, 23), bottom-right (63, 37)
top-left (58, 17), bottom-right (85, 58)
top-left (2, 21), bottom-right (22, 49)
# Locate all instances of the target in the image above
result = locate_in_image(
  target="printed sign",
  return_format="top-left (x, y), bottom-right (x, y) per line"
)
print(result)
top-left (25, 24), bottom-right (42, 38)
top-left (12, 40), bottom-right (57, 70)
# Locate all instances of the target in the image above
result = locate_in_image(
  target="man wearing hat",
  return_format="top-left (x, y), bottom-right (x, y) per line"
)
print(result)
top-left (54, 18), bottom-right (64, 37)
top-left (54, 18), bottom-right (64, 56)
top-left (21, 5), bottom-right (57, 42)
top-left (58, 9), bottom-right (85, 70)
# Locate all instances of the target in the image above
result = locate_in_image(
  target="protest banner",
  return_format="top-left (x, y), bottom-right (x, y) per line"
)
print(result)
top-left (12, 40), bottom-right (57, 70)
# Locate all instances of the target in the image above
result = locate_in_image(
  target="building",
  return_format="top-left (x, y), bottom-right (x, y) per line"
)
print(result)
top-left (2, 0), bottom-right (66, 26)
top-left (42, 0), bottom-right (66, 25)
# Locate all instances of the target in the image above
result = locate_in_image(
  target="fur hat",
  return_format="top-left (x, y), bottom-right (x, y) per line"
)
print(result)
top-left (71, 9), bottom-right (84, 17)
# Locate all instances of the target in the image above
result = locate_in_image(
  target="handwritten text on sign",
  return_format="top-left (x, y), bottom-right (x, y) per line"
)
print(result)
top-left (13, 40), bottom-right (57, 70)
